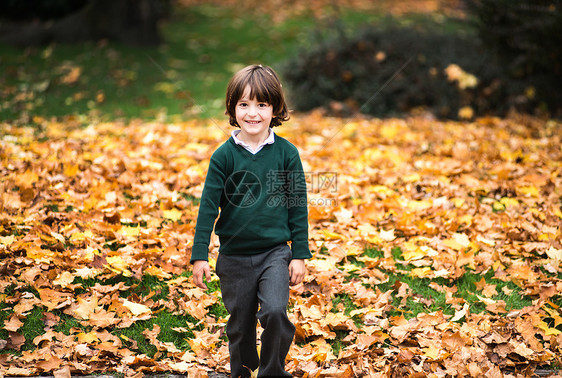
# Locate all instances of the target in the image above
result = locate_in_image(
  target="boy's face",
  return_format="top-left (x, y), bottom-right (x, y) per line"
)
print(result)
top-left (235, 86), bottom-right (274, 141)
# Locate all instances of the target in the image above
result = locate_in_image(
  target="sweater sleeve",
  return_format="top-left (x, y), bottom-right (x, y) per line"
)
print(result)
top-left (190, 150), bottom-right (227, 263)
top-left (286, 151), bottom-right (312, 259)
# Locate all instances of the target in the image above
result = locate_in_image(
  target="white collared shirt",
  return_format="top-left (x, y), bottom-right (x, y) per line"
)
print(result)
top-left (231, 128), bottom-right (275, 154)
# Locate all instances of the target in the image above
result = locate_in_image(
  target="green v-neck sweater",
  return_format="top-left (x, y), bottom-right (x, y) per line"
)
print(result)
top-left (190, 135), bottom-right (312, 263)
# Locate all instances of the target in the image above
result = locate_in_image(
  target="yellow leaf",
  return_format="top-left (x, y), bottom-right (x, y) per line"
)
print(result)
top-left (69, 232), bottom-right (86, 242)
top-left (405, 199), bottom-right (432, 211)
top-left (345, 245), bottom-right (363, 257)
top-left (324, 312), bottom-right (350, 329)
top-left (369, 185), bottom-right (395, 197)
top-left (402, 244), bottom-right (437, 261)
top-left (308, 258), bottom-right (336, 272)
top-left (379, 229), bottom-right (396, 242)
top-left (380, 124), bottom-right (399, 139)
top-left (458, 106), bottom-right (474, 120)
top-left (492, 201), bottom-right (506, 212)
top-left (403, 173), bottom-right (421, 182)
top-left (537, 320), bottom-right (561, 336)
top-left (476, 295), bottom-right (496, 306)
top-left (312, 352), bottom-right (328, 362)
top-left (334, 208), bottom-right (353, 223)
top-left (73, 296), bottom-right (98, 320)
top-left (451, 303), bottom-right (469, 322)
top-left (74, 266), bottom-right (99, 279)
top-left (144, 265), bottom-right (172, 279)
top-left (342, 263), bottom-right (360, 273)
top-left (163, 208), bottom-right (183, 221)
top-left (15, 170), bottom-right (39, 188)
top-left (120, 226), bottom-right (140, 237)
top-left (77, 332), bottom-right (99, 343)
top-left (481, 284), bottom-right (498, 298)
top-left (517, 185), bottom-right (539, 197)
top-left (443, 233), bottom-right (471, 251)
top-left (53, 271), bottom-right (75, 288)
top-left (349, 308), bottom-right (370, 317)
top-left (458, 214), bottom-right (473, 226)
top-left (500, 197), bottom-right (519, 207)
top-left (64, 164), bottom-right (79, 177)
top-left (105, 256), bottom-right (131, 276)
top-left (422, 343), bottom-right (442, 360)
top-left (366, 234), bottom-right (384, 245)
top-left (451, 198), bottom-right (465, 208)
top-left (410, 267), bottom-right (433, 278)
top-left (321, 230), bottom-right (346, 240)
top-left (492, 260), bottom-right (505, 271)
top-left (445, 64), bottom-right (478, 89)
top-left (208, 257), bottom-right (217, 270)
top-left (0, 235), bottom-right (15, 247)
top-left (122, 299), bottom-right (151, 316)
top-left (168, 276), bottom-right (189, 286)
top-left (546, 246), bottom-right (562, 263)
top-left (542, 305), bottom-right (562, 327)
top-left (452, 232), bottom-right (470, 246)
top-left (476, 234), bottom-right (496, 247)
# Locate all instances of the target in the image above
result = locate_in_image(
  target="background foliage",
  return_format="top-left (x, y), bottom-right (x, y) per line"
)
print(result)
top-left (282, 0), bottom-right (562, 119)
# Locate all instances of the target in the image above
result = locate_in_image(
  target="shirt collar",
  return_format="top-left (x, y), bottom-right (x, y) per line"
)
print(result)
top-left (231, 128), bottom-right (275, 154)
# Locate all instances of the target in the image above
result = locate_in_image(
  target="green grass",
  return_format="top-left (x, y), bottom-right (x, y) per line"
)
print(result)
top-left (113, 310), bottom-right (201, 357)
top-left (20, 306), bottom-right (45, 350)
top-left (346, 247), bottom-right (536, 321)
top-left (53, 313), bottom-right (86, 335)
top-left (1, 245), bottom-right (550, 361)
top-left (1, 244), bottom-right (558, 363)
top-left (0, 272), bottom-right (226, 358)
top-left (0, 3), bottom-right (470, 123)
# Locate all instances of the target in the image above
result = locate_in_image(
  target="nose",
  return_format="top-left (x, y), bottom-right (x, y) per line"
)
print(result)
top-left (247, 104), bottom-right (258, 116)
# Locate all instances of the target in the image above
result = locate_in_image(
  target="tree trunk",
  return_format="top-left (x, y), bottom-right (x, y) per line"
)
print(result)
top-left (0, 0), bottom-right (165, 46)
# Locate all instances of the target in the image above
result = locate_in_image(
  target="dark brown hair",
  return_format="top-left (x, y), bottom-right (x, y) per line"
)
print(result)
top-left (225, 64), bottom-right (290, 127)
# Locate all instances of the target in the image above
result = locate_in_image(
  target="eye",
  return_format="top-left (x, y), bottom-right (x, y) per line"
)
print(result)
top-left (238, 102), bottom-right (247, 107)
top-left (258, 103), bottom-right (270, 108)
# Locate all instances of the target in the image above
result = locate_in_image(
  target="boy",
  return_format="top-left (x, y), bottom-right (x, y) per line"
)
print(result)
top-left (191, 64), bottom-right (311, 377)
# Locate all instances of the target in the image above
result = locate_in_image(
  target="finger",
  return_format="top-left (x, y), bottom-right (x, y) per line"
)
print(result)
top-left (293, 272), bottom-right (304, 286)
top-left (193, 273), bottom-right (202, 288)
top-left (196, 278), bottom-right (207, 290)
top-left (193, 270), bottom-right (207, 289)
top-left (289, 268), bottom-right (296, 284)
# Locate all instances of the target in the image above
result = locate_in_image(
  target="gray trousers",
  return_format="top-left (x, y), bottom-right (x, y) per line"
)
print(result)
top-left (216, 243), bottom-right (295, 378)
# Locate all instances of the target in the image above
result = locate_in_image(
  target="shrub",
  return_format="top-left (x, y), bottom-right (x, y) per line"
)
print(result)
top-left (463, 0), bottom-right (562, 79)
top-left (463, 0), bottom-right (562, 117)
top-left (281, 22), bottom-right (561, 119)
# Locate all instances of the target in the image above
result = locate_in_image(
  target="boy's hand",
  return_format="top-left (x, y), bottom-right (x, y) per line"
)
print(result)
top-left (289, 259), bottom-right (306, 286)
top-left (192, 260), bottom-right (211, 289)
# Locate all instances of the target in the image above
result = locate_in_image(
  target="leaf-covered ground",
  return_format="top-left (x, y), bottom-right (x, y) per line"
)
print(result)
top-left (1, 113), bottom-right (561, 377)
